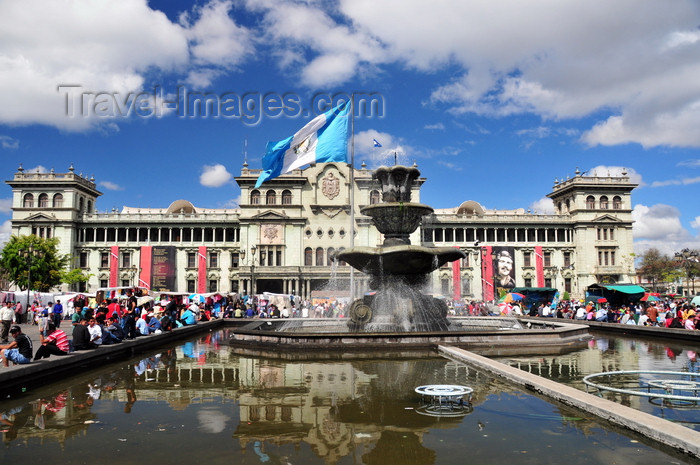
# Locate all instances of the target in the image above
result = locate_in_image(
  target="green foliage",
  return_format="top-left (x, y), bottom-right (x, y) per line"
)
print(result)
top-left (0, 235), bottom-right (70, 291)
top-left (637, 248), bottom-right (675, 292)
top-left (562, 291), bottom-right (570, 301)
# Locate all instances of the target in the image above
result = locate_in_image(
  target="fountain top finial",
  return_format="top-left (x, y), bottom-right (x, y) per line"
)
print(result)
top-left (373, 165), bottom-right (420, 202)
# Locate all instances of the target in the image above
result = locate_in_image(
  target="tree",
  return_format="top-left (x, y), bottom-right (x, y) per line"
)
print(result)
top-left (674, 248), bottom-right (700, 295)
top-left (0, 235), bottom-right (74, 291)
top-left (637, 248), bottom-right (674, 292)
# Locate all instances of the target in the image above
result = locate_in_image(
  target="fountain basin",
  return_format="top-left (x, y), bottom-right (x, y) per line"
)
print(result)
top-left (360, 202), bottom-right (433, 245)
top-left (336, 244), bottom-right (466, 276)
top-left (228, 318), bottom-right (590, 355)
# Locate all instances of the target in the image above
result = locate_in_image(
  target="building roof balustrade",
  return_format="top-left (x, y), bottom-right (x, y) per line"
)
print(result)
top-left (80, 211), bottom-right (241, 223)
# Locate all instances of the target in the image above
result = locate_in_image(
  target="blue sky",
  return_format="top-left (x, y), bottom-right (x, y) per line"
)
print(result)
top-left (1, 0), bottom-right (699, 255)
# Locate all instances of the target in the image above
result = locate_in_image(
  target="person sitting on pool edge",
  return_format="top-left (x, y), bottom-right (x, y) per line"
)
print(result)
top-left (0, 326), bottom-right (33, 367)
top-left (34, 322), bottom-right (69, 360)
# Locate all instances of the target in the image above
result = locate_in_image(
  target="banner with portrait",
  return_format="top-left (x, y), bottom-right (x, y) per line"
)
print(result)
top-left (492, 246), bottom-right (516, 292)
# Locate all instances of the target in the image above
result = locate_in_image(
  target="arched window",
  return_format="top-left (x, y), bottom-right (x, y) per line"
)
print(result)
top-left (612, 196), bottom-right (622, 209)
top-left (250, 190), bottom-right (260, 205)
top-left (337, 247), bottom-right (346, 266)
top-left (565, 199), bottom-right (570, 213)
top-left (327, 247), bottom-right (335, 265)
top-left (53, 193), bottom-right (63, 208)
top-left (370, 190), bottom-right (380, 204)
top-left (586, 196), bottom-right (595, 209)
top-left (266, 190), bottom-right (276, 205)
top-left (599, 196), bottom-right (608, 209)
top-left (87, 200), bottom-right (93, 213)
top-left (38, 193), bottom-right (49, 208)
top-left (282, 190), bottom-right (292, 205)
top-left (23, 193), bottom-right (34, 208)
top-left (304, 248), bottom-right (313, 266)
top-left (557, 202), bottom-right (562, 214)
top-left (315, 248), bottom-right (324, 266)
top-left (78, 196), bottom-right (84, 212)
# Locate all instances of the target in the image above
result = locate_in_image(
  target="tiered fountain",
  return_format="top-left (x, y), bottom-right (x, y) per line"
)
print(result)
top-left (337, 165), bottom-right (466, 332)
top-left (229, 165), bottom-right (589, 351)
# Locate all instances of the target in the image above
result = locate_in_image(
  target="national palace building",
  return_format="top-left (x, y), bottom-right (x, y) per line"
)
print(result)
top-left (6, 161), bottom-right (637, 301)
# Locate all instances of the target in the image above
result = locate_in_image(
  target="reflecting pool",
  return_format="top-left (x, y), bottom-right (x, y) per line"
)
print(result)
top-left (0, 329), bottom-right (693, 464)
top-left (497, 330), bottom-right (700, 432)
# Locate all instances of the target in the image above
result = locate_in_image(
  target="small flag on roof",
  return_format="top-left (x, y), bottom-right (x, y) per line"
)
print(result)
top-left (373, 138), bottom-right (382, 147)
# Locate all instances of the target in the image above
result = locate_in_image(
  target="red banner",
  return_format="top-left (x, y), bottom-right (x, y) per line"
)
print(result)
top-left (139, 246), bottom-right (152, 290)
top-left (452, 247), bottom-right (461, 301)
top-left (535, 246), bottom-right (544, 287)
top-left (109, 246), bottom-right (119, 288)
top-left (481, 246), bottom-right (494, 301)
top-left (197, 245), bottom-right (207, 293)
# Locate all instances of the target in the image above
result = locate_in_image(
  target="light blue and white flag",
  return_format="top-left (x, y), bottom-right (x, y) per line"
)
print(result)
top-left (255, 101), bottom-right (350, 188)
top-left (373, 138), bottom-right (382, 147)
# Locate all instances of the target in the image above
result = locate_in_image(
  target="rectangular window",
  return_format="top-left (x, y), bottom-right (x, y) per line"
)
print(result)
top-left (276, 250), bottom-right (282, 267)
top-left (543, 251), bottom-right (551, 267)
top-left (544, 278), bottom-right (552, 288)
top-left (209, 252), bottom-right (218, 268)
top-left (611, 250), bottom-right (616, 266)
top-left (597, 228), bottom-right (601, 240)
top-left (187, 279), bottom-right (195, 293)
top-left (100, 279), bottom-right (108, 288)
top-left (100, 251), bottom-right (109, 268)
top-left (121, 252), bottom-right (131, 268)
top-left (603, 229), bottom-right (608, 240)
top-left (563, 252), bottom-right (571, 268)
top-left (121, 279), bottom-right (130, 287)
top-left (79, 251), bottom-right (89, 268)
top-left (524, 278), bottom-right (532, 287)
top-left (610, 228), bottom-right (615, 240)
top-left (187, 252), bottom-right (196, 268)
top-left (230, 280), bottom-right (239, 293)
top-left (523, 252), bottom-right (532, 267)
top-left (208, 279), bottom-right (217, 293)
top-left (565, 277), bottom-right (572, 293)
top-left (461, 255), bottom-right (470, 268)
top-left (231, 252), bottom-right (240, 268)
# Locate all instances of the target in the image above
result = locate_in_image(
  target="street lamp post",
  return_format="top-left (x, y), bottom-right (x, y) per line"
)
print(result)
top-left (241, 246), bottom-right (267, 296)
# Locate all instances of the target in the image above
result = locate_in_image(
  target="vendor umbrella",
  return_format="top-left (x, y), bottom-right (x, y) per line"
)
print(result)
top-left (188, 293), bottom-right (205, 303)
top-left (640, 294), bottom-right (660, 302)
top-left (597, 298), bottom-right (607, 303)
top-left (499, 292), bottom-right (525, 304)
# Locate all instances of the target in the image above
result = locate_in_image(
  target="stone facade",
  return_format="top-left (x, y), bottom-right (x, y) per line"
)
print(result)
top-left (6, 163), bottom-right (637, 301)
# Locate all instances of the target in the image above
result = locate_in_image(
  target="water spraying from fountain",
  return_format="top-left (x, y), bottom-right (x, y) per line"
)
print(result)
top-left (337, 165), bottom-right (466, 332)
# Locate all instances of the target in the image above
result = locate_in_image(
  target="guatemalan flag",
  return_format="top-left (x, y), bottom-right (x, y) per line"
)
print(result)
top-left (255, 101), bottom-right (351, 188)
top-left (373, 138), bottom-right (382, 147)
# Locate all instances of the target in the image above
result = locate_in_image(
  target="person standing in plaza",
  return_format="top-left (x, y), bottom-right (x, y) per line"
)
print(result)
top-left (1, 303), bottom-right (14, 343)
top-left (14, 301), bottom-right (24, 325)
top-left (52, 300), bottom-right (63, 328)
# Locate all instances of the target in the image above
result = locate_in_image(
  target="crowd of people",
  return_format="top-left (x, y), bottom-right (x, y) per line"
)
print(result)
top-left (492, 297), bottom-right (700, 330)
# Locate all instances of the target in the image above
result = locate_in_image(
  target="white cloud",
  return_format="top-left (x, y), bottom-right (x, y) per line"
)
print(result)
top-left (250, 0), bottom-right (700, 148)
top-left (692, 216), bottom-right (700, 230)
top-left (25, 165), bottom-right (49, 174)
top-left (650, 176), bottom-right (700, 188)
top-left (197, 407), bottom-right (229, 434)
top-left (677, 159), bottom-right (700, 168)
top-left (354, 130), bottom-right (410, 166)
top-left (0, 220), bottom-right (12, 247)
top-left (0, 198), bottom-right (12, 214)
top-left (424, 123), bottom-right (445, 131)
top-left (200, 164), bottom-right (232, 187)
top-left (0, 135), bottom-right (19, 149)
top-left (0, 0), bottom-right (252, 131)
top-left (632, 204), bottom-right (700, 255)
top-left (587, 165), bottom-right (643, 186)
top-left (99, 181), bottom-right (124, 191)
top-left (529, 197), bottom-right (554, 214)
top-left (632, 204), bottom-right (688, 241)
top-left (180, 0), bottom-right (252, 72)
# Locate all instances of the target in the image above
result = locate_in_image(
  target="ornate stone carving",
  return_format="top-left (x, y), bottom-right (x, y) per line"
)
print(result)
top-left (321, 172), bottom-right (340, 200)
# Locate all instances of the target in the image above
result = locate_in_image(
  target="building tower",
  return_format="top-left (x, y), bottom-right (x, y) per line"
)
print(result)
top-left (547, 167), bottom-right (637, 289)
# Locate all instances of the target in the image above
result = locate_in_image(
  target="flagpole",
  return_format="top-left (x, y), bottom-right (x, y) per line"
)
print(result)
top-left (349, 95), bottom-right (356, 302)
